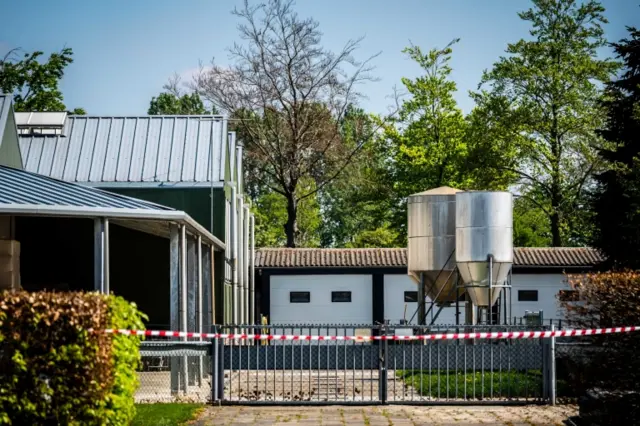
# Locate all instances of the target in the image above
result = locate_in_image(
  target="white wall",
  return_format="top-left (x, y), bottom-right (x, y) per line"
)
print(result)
top-left (383, 274), bottom-right (460, 325)
top-left (270, 274), bottom-right (372, 325)
top-left (510, 273), bottom-right (570, 320)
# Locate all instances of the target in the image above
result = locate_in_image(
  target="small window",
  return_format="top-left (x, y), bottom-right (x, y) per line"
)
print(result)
top-left (331, 291), bottom-right (352, 303)
top-left (404, 291), bottom-right (418, 303)
top-left (559, 290), bottom-right (579, 302)
top-left (290, 291), bottom-right (310, 303)
top-left (518, 290), bottom-right (538, 302)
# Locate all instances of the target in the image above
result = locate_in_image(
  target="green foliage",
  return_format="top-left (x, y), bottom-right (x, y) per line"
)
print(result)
top-left (148, 92), bottom-right (216, 115)
top-left (513, 196), bottom-right (552, 247)
top-left (345, 224), bottom-right (399, 248)
top-left (396, 369), bottom-right (543, 399)
top-left (0, 291), bottom-right (147, 425)
top-left (591, 27), bottom-right (640, 269)
top-left (386, 40), bottom-right (471, 196)
top-left (474, 0), bottom-right (619, 246)
top-left (0, 47), bottom-right (84, 113)
top-left (103, 295), bottom-right (147, 425)
top-left (253, 179), bottom-right (322, 248)
top-left (132, 404), bottom-right (204, 426)
top-left (319, 107), bottom-right (397, 247)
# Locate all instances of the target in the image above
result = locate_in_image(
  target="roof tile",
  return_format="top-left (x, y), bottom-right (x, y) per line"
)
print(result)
top-left (255, 247), bottom-right (603, 269)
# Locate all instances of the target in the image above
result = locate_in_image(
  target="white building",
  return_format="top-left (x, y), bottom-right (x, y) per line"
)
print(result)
top-left (254, 247), bottom-right (603, 326)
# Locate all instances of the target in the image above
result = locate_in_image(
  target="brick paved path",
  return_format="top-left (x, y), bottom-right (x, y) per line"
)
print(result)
top-left (192, 405), bottom-right (576, 425)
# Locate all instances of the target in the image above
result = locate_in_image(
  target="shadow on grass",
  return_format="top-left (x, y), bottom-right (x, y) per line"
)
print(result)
top-left (396, 369), bottom-right (545, 399)
top-left (132, 403), bottom-right (204, 426)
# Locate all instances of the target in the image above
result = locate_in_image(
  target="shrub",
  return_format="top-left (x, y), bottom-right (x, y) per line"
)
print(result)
top-left (560, 272), bottom-right (640, 422)
top-left (0, 291), bottom-right (147, 425)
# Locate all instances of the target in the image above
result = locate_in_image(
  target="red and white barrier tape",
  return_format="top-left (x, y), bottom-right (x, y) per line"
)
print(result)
top-left (101, 326), bottom-right (640, 341)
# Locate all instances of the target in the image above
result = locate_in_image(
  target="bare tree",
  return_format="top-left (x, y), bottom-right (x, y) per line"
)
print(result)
top-left (193, 0), bottom-right (381, 247)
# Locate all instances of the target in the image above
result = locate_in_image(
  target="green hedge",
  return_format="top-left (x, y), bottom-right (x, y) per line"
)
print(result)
top-left (0, 291), bottom-right (147, 425)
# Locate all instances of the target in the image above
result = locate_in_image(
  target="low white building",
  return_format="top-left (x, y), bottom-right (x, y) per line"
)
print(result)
top-left (254, 247), bottom-right (603, 326)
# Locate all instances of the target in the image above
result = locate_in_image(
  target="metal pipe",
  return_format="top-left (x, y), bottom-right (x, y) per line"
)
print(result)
top-left (249, 214), bottom-right (255, 325)
top-left (197, 236), bottom-right (203, 337)
top-left (243, 205), bottom-right (250, 325)
top-left (231, 186), bottom-right (238, 325)
top-left (93, 218), bottom-right (109, 294)
top-left (488, 254), bottom-right (493, 325)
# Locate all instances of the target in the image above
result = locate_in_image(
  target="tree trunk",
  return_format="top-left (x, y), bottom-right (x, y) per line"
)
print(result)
top-left (284, 194), bottom-right (298, 248)
top-left (550, 207), bottom-right (562, 247)
top-left (550, 104), bottom-right (563, 247)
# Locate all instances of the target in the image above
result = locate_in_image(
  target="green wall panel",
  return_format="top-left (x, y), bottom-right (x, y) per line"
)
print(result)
top-left (105, 187), bottom-right (226, 240)
top-left (104, 186), bottom-right (229, 323)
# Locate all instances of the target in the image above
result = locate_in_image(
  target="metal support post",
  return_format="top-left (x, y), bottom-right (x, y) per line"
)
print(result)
top-left (378, 324), bottom-right (388, 403)
top-left (231, 186), bottom-right (238, 325)
top-left (169, 225), bottom-right (181, 394)
top-left (237, 196), bottom-right (244, 329)
top-left (93, 218), bottom-right (110, 294)
top-left (418, 272), bottom-right (425, 325)
top-left (180, 225), bottom-right (189, 394)
top-left (249, 214), bottom-right (255, 325)
top-left (243, 205), bottom-right (250, 327)
top-left (197, 236), bottom-right (203, 386)
top-left (550, 324), bottom-right (556, 405)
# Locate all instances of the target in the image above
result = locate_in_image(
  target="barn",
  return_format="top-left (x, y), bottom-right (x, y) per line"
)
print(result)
top-left (254, 247), bottom-right (604, 326)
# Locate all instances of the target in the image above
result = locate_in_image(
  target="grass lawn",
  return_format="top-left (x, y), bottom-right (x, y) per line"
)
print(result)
top-left (396, 369), bottom-right (544, 399)
top-left (132, 403), bottom-right (204, 426)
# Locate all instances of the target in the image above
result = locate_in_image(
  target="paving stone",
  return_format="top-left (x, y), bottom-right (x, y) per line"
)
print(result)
top-left (193, 404), bottom-right (577, 425)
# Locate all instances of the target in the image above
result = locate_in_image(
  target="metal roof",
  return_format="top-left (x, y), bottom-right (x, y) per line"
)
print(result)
top-left (18, 115), bottom-right (230, 186)
top-left (0, 165), bottom-right (225, 249)
top-left (254, 247), bottom-right (604, 269)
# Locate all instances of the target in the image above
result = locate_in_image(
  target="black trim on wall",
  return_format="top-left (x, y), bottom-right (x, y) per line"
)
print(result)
top-left (372, 273), bottom-right (384, 326)
top-left (260, 270), bottom-right (271, 320)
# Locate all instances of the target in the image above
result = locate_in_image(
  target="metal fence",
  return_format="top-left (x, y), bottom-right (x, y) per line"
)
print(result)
top-left (137, 341), bottom-right (212, 403)
top-left (135, 323), bottom-right (557, 405)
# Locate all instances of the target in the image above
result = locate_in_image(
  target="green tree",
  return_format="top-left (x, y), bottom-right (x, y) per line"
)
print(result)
top-left (253, 178), bottom-right (322, 248)
top-left (0, 47), bottom-right (84, 113)
top-left (474, 0), bottom-right (619, 246)
top-left (513, 196), bottom-right (552, 247)
top-left (375, 40), bottom-right (515, 244)
top-left (148, 92), bottom-right (216, 115)
top-left (318, 106), bottom-right (396, 247)
top-left (194, 0), bottom-right (379, 247)
top-left (591, 27), bottom-right (640, 269)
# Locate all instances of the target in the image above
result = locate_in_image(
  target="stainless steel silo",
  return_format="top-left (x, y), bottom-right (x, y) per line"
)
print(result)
top-left (455, 191), bottom-right (513, 307)
top-left (407, 186), bottom-right (463, 304)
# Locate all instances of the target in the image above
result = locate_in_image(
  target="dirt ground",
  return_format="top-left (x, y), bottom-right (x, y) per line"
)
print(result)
top-left (191, 404), bottom-right (577, 425)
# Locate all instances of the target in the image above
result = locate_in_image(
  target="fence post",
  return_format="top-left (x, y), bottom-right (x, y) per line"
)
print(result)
top-left (378, 324), bottom-right (388, 404)
top-left (549, 324), bottom-right (556, 405)
top-left (211, 332), bottom-right (219, 404)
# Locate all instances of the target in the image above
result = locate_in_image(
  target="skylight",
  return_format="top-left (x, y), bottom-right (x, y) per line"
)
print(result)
top-left (14, 112), bottom-right (67, 136)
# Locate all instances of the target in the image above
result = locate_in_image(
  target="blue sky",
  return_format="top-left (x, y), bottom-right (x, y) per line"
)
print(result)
top-left (1, 0), bottom-right (637, 116)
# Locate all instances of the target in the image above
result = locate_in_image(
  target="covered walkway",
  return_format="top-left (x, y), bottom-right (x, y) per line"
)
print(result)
top-left (0, 164), bottom-right (226, 392)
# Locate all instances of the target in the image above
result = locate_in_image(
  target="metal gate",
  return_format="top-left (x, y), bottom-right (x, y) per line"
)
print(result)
top-left (206, 324), bottom-right (555, 405)
top-left (134, 324), bottom-right (555, 405)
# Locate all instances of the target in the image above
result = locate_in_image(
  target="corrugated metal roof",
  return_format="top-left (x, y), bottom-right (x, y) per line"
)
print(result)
top-left (0, 164), bottom-right (175, 210)
top-left (254, 247), bottom-right (605, 269)
top-left (18, 115), bottom-right (229, 185)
